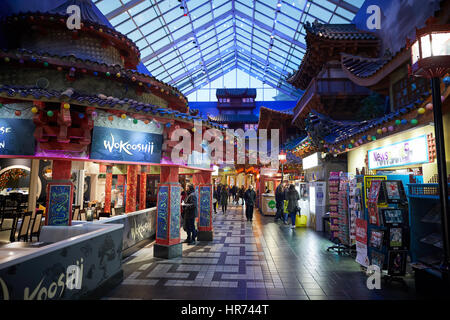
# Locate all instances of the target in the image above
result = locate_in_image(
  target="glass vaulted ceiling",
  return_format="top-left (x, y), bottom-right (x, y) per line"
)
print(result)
top-left (94, 0), bottom-right (365, 100)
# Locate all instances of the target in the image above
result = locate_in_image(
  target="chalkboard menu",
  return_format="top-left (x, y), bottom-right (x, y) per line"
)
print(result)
top-left (0, 118), bottom-right (35, 156)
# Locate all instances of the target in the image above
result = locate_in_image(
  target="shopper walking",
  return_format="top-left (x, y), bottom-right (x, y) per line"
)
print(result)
top-left (244, 184), bottom-right (257, 222)
top-left (182, 184), bottom-right (198, 244)
top-left (274, 182), bottom-right (285, 222)
top-left (213, 185), bottom-right (219, 214)
top-left (220, 185), bottom-right (228, 214)
top-left (286, 184), bottom-right (300, 229)
top-left (238, 185), bottom-right (245, 205)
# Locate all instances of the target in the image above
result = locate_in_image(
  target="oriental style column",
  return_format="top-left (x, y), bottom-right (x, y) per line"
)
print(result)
top-left (45, 160), bottom-right (73, 226)
top-left (193, 171), bottom-right (213, 241)
top-left (139, 166), bottom-right (148, 210)
top-left (104, 165), bottom-right (113, 214)
top-left (154, 165), bottom-right (182, 259)
top-left (126, 165), bottom-right (138, 213)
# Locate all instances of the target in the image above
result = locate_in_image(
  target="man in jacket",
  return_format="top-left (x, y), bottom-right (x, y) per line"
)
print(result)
top-left (244, 184), bottom-right (257, 222)
top-left (182, 184), bottom-right (198, 245)
top-left (274, 181), bottom-right (285, 222)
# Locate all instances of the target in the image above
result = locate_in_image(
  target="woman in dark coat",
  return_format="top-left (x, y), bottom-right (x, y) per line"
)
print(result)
top-left (220, 185), bottom-right (229, 214)
top-left (213, 186), bottom-right (219, 214)
top-left (286, 184), bottom-right (300, 229)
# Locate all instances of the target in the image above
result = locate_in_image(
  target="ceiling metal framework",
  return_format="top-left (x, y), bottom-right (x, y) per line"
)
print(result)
top-left (94, 0), bottom-right (364, 100)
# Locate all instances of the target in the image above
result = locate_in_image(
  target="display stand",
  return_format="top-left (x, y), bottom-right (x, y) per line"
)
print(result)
top-left (367, 180), bottom-right (410, 287)
top-left (327, 172), bottom-right (354, 256)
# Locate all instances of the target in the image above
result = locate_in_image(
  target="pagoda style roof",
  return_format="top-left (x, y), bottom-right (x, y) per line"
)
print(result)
top-left (257, 106), bottom-right (293, 130)
top-left (341, 54), bottom-right (389, 79)
top-left (208, 114), bottom-right (259, 124)
top-left (287, 21), bottom-right (380, 90)
top-left (216, 88), bottom-right (257, 98)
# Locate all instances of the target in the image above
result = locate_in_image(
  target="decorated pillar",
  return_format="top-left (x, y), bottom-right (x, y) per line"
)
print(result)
top-left (104, 165), bottom-right (113, 214)
top-left (139, 166), bottom-right (148, 210)
top-left (126, 165), bottom-right (138, 213)
top-left (154, 165), bottom-right (182, 259)
top-left (45, 160), bottom-right (73, 226)
top-left (27, 159), bottom-right (40, 215)
top-left (193, 170), bottom-right (213, 241)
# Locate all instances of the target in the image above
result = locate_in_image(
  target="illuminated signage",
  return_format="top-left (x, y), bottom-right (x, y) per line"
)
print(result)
top-left (302, 152), bottom-right (320, 170)
top-left (90, 126), bottom-right (163, 163)
top-left (0, 118), bottom-right (35, 156)
top-left (368, 135), bottom-right (429, 170)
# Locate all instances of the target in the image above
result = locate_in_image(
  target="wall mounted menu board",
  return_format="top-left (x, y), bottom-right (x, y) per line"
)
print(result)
top-left (90, 126), bottom-right (163, 163)
top-left (0, 118), bottom-right (35, 156)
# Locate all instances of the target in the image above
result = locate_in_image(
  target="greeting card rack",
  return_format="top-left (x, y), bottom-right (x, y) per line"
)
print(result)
top-left (327, 172), bottom-right (354, 256)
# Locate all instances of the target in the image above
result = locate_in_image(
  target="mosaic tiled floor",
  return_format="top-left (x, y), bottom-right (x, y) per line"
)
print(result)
top-left (102, 205), bottom-right (420, 300)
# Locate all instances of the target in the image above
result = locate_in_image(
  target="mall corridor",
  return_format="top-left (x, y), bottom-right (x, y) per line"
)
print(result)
top-left (103, 206), bottom-right (419, 300)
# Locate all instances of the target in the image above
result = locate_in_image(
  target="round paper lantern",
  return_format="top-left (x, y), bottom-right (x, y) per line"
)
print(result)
top-left (368, 136), bottom-right (372, 141)
top-left (14, 110), bottom-right (21, 116)
top-left (78, 113), bottom-right (85, 119)
top-left (382, 127), bottom-right (387, 133)
top-left (138, 82), bottom-right (143, 86)
top-left (348, 144), bottom-right (353, 149)
top-left (426, 103), bottom-right (433, 111)
top-left (442, 96), bottom-right (445, 103)
top-left (166, 123), bottom-right (171, 128)
top-left (93, 71), bottom-right (98, 76)
top-left (108, 115), bottom-right (114, 121)
top-left (395, 119), bottom-right (401, 125)
top-left (388, 126), bottom-right (394, 132)
top-left (43, 62), bottom-right (49, 67)
top-left (377, 129), bottom-right (382, 135)
top-left (131, 77), bottom-right (136, 82)
top-left (372, 136), bottom-right (377, 141)
top-left (401, 119), bottom-right (408, 125)
top-left (144, 119), bottom-right (149, 124)
top-left (411, 119), bottom-right (418, 125)
top-left (192, 127), bottom-right (197, 132)
top-left (418, 107), bottom-right (426, 115)
top-left (133, 119), bottom-right (138, 124)
top-left (47, 110), bottom-right (54, 117)
top-left (121, 113), bottom-right (127, 119)
top-left (57, 66), bottom-right (63, 71)
top-left (105, 72), bottom-right (111, 77)
top-left (91, 111), bottom-right (98, 118)
top-left (116, 73), bottom-right (121, 78)
top-left (63, 103), bottom-right (70, 109)
top-left (350, 139), bottom-right (355, 144)
top-left (358, 139), bottom-right (363, 144)
top-left (4, 57), bottom-right (10, 62)
top-left (31, 107), bottom-right (38, 113)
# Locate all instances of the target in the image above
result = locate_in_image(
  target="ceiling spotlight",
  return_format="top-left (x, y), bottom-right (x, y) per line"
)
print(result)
top-left (277, 3), bottom-right (282, 7)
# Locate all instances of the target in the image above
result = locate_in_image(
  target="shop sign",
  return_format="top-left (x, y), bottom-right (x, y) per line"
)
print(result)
top-left (0, 118), bottom-right (35, 156)
top-left (302, 152), bottom-right (320, 170)
top-left (368, 135), bottom-right (429, 170)
top-left (90, 126), bottom-right (163, 163)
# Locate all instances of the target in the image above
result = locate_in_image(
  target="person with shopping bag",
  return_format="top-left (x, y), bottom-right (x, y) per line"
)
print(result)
top-left (286, 184), bottom-right (300, 229)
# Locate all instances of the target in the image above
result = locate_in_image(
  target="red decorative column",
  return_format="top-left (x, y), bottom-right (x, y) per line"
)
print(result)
top-left (126, 165), bottom-right (138, 213)
top-left (139, 166), bottom-right (148, 210)
top-left (193, 170), bottom-right (213, 241)
top-left (52, 160), bottom-right (72, 180)
top-left (104, 165), bottom-right (113, 214)
top-left (154, 165), bottom-right (182, 259)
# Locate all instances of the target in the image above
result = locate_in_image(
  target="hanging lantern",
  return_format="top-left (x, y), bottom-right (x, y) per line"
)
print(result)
top-left (15, 110), bottom-right (21, 116)
top-left (4, 57), bottom-right (10, 62)
top-left (106, 72), bottom-right (111, 77)
top-left (395, 119), bottom-right (401, 125)
top-left (377, 129), bottom-right (382, 135)
top-left (144, 119), bottom-right (149, 124)
top-left (426, 103), bottom-right (433, 111)
top-left (401, 119), bottom-right (408, 125)
top-left (43, 62), bottom-right (49, 67)
top-left (108, 115), bottom-right (114, 121)
top-left (57, 66), bottom-right (63, 71)
top-left (121, 113), bottom-right (127, 119)
top-left (131, 76), bottom-right (136, 82)
top-left (78, 113), bottom-right (85, 119)
top-left (388, 126), bottom-right (394, 132)
top-left (372, 136), bottom-right (377, 141)
top-left (382, 127), bottom-right (387, 133)
top-left (91, 111), bottom-right (98, 118)
top-left (418, 107), bottom-right (426, 114)
top-left (411, 118), bottom-right (418, 125)
top-left (116, 73), bottom-right (121, 78)
top-left (31, 107), bottom-right (38, 113)
top-left (63, 103), bottom-right (70, 109)
top-left (47, 110), bottom-right (54, 117)
top-left (368, 136), bottom-right (372, 141)
top-left (133, 119), bottom-right (138, 124)
top-left (358, 139), bottom-right (363, 144)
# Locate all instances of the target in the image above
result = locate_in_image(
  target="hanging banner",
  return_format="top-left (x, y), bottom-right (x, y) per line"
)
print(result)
top-left (45, 183), bottom-right (73, 226)
top-left (90, 126), bottom-right (163, 163)
top-left (0, 118), bottom-right (35, 156)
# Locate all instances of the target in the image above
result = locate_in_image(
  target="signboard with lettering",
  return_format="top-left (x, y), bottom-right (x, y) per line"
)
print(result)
top-left (0, 118), bottom-right (35, 156)
top-left (156, 186), bottom-right (169, 240)
top-left (368, 135), bottom-right (429, 170)
top-left (199, 186), bottom-right (211, 227)
top-left (45, 183), bottom-right (73, 226)
top-left (90, 126), bottom-right (163, 163)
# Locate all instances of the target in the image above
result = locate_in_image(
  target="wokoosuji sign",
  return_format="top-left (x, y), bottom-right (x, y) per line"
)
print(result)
top-left (90, 126), bottom-right (163, 163)
top-left (368, 135), bottom-right (429, 170)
